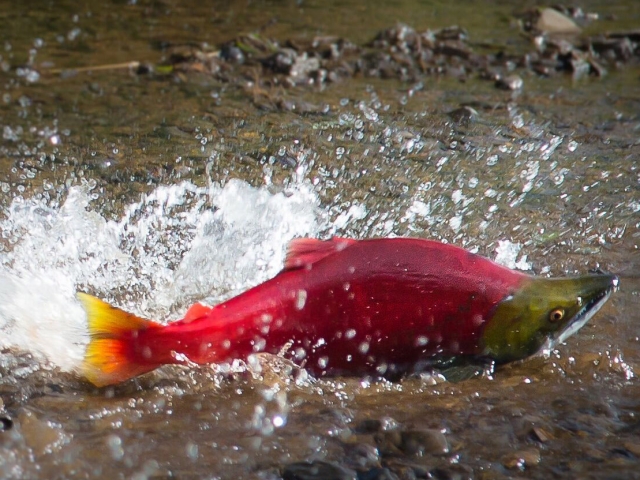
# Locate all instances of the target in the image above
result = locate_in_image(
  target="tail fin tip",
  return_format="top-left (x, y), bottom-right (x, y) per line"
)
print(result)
top-left (77, 293), bottom-right (159, 387)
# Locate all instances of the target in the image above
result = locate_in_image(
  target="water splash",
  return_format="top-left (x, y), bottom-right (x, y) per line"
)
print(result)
top-left (0, 178), bottom-right (322, 373)
top-left (494, 240), bottom-right (532, 271)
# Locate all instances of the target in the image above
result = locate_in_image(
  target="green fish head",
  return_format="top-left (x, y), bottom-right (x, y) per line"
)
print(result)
top-left (482, 273), bottom-right (618, 363)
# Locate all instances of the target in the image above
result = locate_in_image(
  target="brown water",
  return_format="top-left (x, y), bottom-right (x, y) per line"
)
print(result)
top-left (0, 1), bottom-right (639, 478)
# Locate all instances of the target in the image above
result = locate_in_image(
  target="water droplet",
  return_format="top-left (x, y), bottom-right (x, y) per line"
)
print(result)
top-left (272, 414), bottom-right (286, 428)
top-left (67, 28), bottom-right (81, 41)
top-left (185, 441), bottom-right (198, 460)
top-left (106, 434), bottom-right (124, 460)
top-left (448, 216), bottom-right (462, 232)
top-left (253, 337), bottom-right (266, 352)
top-left (294, 289), bottom-right (307, 310)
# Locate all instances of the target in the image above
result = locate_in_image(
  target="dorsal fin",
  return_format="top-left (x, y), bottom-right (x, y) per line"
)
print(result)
top-left (283, 237), bottom-right (357, 271)
top-left (183, 302), bottom-right (212, 323)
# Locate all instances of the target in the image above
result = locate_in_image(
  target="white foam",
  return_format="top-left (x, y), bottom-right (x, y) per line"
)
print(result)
top-left (0, 178), bottom-right (322, 373)
top-left (494, 240), bottom-right (532, 271)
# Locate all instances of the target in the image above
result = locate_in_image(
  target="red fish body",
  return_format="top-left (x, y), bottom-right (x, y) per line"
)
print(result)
top-left (79, 237), bottom-right (616, 386)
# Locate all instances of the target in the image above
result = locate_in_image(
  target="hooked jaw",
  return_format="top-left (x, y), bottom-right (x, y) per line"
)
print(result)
top-left (551, 275), bottom-right (618, 347)
top-left (481, 273), bottom-right (618, 363)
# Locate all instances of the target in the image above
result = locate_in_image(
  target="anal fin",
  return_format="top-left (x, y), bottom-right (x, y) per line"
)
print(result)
top-left (183, 302), bottom-right (213, 323)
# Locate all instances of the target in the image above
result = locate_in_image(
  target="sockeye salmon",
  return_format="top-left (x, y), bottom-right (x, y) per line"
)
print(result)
top-left (78, 237), bottom-right (617, 387)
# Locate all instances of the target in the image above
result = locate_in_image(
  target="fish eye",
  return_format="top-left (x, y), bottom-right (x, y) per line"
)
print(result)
top-left (549, 308), bottom-right (565, 322)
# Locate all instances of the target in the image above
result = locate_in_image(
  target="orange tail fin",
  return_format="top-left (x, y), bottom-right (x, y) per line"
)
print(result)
top-left (78, 293), bottom-right (163, 387)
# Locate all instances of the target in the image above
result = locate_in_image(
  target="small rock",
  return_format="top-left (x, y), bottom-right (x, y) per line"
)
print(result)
top-left (531, 426), bottom-right (554, 443)
top-left (496, 74), bottom-right (524, 90)
top-left (430, 465), bottom-right (473, 480)
top-left (343, 442), bottom-right (380, 469)
top-left (502, 448), bottom-right (541, 470)
top-left (220, 44), bottom-right (245, 64)
top-left (265, 48), bottom-right (298, 74)
top-left (623, 441), bottom-right (640, 457)
top-left (569, 54), bottom-right (591, 80)
top-left (358, 467), bottom-right (401, 480)
top-left (290, 54), bottom-right (321, 79)
top-left (0, 416), bottom-right (13, 431)
top-left (356, 417), bottom-right (400, 434)
top-left (374, 430), bottom-right (403, 456)
top-left (535, 8), bottom-right (582, 34)
top-left (383, 460), bottom-right (423, 480)
top-left (356, 419), bottom-right (384, 434)
top-left (448, 106), bottom-right (478, 126)
top-left (610, 447), bottom-right (635, 459)
top-left (399, 429), bottom-right (449, 456)
top-left (587, 58), bottom-right (607, 77)
top-left (282, 460), bottom-right (357, 480)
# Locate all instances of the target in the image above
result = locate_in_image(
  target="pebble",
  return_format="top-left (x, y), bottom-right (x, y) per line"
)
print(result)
top-left (358, 467), bottom-right (401, 480)
top-left (535, 8), bottom-right (582, 34)
top-left (282, 460), bottom-right (358, 480)
top-left (531, 426), bottom-right (553, 443)
top-left (375, 429), bottom-right (449, 456)
top-left (495, 74), bottom-right (524, 91)
top-left (401, 429), bottom-right (450, 456)
top-left (447, 106), bottom-right (478, 126)
top-left (0, 415), bottom-right (13, 431)
top-left (502, 448), bottom-right (541, 469)
top-left (430, 465), bottom-right (474, 480)
top-left (623, 441), bottom-right (640, 457)
top-left (355, 417), bottom-right (399, 434)
top-left (374, 430), bottom-right (404, 456)
top-left (343, 441), bottom-right (380, 469)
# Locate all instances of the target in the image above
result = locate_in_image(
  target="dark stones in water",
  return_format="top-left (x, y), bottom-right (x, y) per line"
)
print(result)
top-left (495, 74), bottom-right (524, 91)
top-left (143, 13), bottom-right (639, 105)
top-left (374, 428), bottom-right (449, 456)
top-left (357, 467), bottom-right (400, 480)
top-left (282, 460), bottom-right (358, 480)
top-left (343, 442), bottom-right (380, 470)
top-left (354, 416), bottom-right (400, 434)
top-left (447, 106), bottom-right (478, 127)
top-left (501, 447), bottom-right (542, 470)
top-left (0, 416), bottom-right (13, 431)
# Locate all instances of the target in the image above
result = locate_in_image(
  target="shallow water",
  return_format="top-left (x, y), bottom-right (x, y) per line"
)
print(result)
top-left (0, 0), bottom-right (639, 478)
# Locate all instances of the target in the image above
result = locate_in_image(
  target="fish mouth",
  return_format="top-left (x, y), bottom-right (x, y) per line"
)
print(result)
top-left (550, 274), bottom-right (618, 348)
